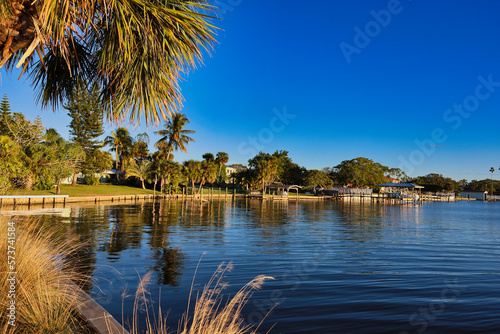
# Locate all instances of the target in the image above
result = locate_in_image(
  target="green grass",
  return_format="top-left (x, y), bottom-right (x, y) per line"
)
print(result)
top-left (4, 184), bottom-right (317, 198)
top-left (4, 184), bottom-right (155, 197)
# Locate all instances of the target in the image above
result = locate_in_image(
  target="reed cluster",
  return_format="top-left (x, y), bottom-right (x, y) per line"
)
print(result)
top-left (0, 217), bottom-right (88, 334)
top-left (125, 262), bottom-right (274, 334)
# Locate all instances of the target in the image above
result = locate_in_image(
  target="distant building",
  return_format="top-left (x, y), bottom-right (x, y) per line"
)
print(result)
top-left (225, 166), bottom-right (237, 178)
top-left (461, 191), bottom-right (488, 201)
top-left (60, 169), bottom-right (121, 185)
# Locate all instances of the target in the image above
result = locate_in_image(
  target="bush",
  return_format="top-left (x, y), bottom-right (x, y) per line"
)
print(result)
top-left (84, 174), bottom-right (100, 185)
top-left (36, 178), bottom-right (54, 190)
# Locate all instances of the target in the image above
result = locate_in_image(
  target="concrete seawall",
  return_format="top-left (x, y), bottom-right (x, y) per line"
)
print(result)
top-left (0, 193), bottom-right (336, 208)
top-left (0, 194), bottom-right (157, 207)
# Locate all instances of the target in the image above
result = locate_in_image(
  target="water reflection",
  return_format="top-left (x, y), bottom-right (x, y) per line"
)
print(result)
top-left (17, 199), bottom-right (500, 333)
top-left (31, 199), bottom-right (426, 291)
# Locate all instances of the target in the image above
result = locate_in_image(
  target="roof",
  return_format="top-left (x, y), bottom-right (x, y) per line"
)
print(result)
top-left (377, 182), bottom-right (424, 189)
top-left (105, 169), bottom-right (125, 175)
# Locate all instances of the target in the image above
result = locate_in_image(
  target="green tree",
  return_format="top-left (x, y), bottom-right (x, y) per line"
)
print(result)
top-left (330, 157), bottom-right (401, 188)
top-left (0, 94), bottom-right (12, 134)
top-left (2, 111), bottom-right (44, 189)
top-left (304, 169), bottom-right (333, 193)
top-left (0, 1), bottom-right (218, 125)
top-left (215, 152), bottom-right (229, 182)
top-left (104, 128), bottom-right (133, 173)
top-left (34, 128), bottom-right (84, 193)
top-left (183, 160), bottom-right (202, 194)
top-left (466, 179), bottom-right (500, 194)
top-left (0, 135), bottom-right (24, 192)
top-left (65, 81), bottom-right (106, 183)
top-left (2, 111), bottom-right (44, 147)
top-left (132, 133), bottom-right (150, 161)
top-left (411, 173), bottom-right (458, 192)
top-left (202, 152), bottom-right (215, 162)
top-left (156, 159), bottom-right (185, 193)
top-left (126, 160), bottom-right (154, 190)
top-left (155, 113), bottom-right (195, 161)
top-left (196, 159), bottom-right (218, 195)
top-left (248, 152), bottom-right (279, 190)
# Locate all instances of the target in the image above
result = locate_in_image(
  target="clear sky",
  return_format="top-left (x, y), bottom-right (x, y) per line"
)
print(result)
top-left (2, 0), bottom-right (500, 181)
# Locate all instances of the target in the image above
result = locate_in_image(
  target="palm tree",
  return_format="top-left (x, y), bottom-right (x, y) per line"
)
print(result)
top-left (155, 113), bottom-right (195, 161)
top-left (197, 160), bottom-right (218, 195)
top-left (183, 160), bottom-right (201, 194)
top-left (490, 167), bottom-right (495, 198)
top-left (0, 1), bottom-right (217, 125)
top-left (132, 133), bottom-right (150, 161)
top-left (216, 152), bottom-right (229, 182)
top-left (104, 128), bottom-right (133, 172)
top-left (126, 160), bottom-right (154, 190)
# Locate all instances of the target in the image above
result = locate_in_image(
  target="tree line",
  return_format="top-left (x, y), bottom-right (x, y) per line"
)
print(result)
top-left (1, 86), bottom-right (497, 195)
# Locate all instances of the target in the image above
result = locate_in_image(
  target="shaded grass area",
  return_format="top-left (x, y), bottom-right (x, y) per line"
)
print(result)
top-left (3, 184), bottom-right (155, 197)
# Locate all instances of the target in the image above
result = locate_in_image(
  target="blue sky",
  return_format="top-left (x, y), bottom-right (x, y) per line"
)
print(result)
top-left (2, 0), bottom-right (500, 181)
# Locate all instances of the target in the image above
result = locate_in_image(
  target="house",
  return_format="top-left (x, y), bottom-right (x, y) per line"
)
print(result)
top-left (461, 191), bottom-right (488, 201)
top-left (60, 169), bottom-right (122, 185)
top-left (225, 166), bottom-right (237, 177)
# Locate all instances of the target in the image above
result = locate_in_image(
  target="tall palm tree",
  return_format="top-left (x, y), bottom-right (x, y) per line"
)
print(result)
top-left (155, 113), bottom-right (195, 161)
top-left (183, 159), bottom-right (201, 194)
top-left (196, 160), bottom-right (218, 195)
top-left (126, 160), bottom-right (154, 190)
top-left (104, 127), bottom-right (133, 172)
top-left (216, 152), bottom-right (229, 182)
top-left (0, 1), bottom-right (218, 125)
top-left (490, 167), bottom-right (495, 197)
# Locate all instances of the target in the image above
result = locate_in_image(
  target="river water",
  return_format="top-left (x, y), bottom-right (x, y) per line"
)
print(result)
top-left (15, 199), bottom-right (500, 333)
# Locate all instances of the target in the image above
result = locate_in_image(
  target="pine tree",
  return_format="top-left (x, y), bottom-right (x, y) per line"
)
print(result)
top-left (0, 94), bottom-right (11, 135)
top-left (65, 81), bottom-right (106, 181)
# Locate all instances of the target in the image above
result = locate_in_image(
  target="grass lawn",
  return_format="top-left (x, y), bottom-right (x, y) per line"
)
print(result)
top-left (4, 185), bottom-right (318, 198)
top-left (4, 184), bottom-right (155, 197)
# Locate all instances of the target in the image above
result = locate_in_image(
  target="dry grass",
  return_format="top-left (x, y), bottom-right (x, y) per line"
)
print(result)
top-left (124, 262), bottom-right (275, 334)
top-left (0, 215), bottom-right (274, 334)
top-left (0, 217), bottom-right (88, 334)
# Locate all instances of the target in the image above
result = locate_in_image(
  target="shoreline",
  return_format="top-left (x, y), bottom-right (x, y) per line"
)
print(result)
top-left (0, 193), bottom-right (482, 210)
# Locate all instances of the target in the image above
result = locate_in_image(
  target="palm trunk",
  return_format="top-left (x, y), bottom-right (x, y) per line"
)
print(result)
top-left (72, 172), bottom-right (78, 185)
top-left (24, 174), bottom-right (33, 190)
top-left (56, 178), bottom-right (61, 195)
top-left (115, 144), bottom-right (120, 182)
top-left (115, 145), bottom-right (119, 170)
top-left (141, 179), bottom-right (145, 190)
top-left (197, 179), bottom-right (205, 196)
top-left (166, 145), bottom-right (173, 161)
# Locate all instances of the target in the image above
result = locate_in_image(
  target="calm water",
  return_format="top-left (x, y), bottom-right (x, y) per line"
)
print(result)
top-left (13, 200), bottom-right (500, 333)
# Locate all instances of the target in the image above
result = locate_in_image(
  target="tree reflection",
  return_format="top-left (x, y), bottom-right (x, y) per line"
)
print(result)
top-left (149, 247), bottom-right (185, 286)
